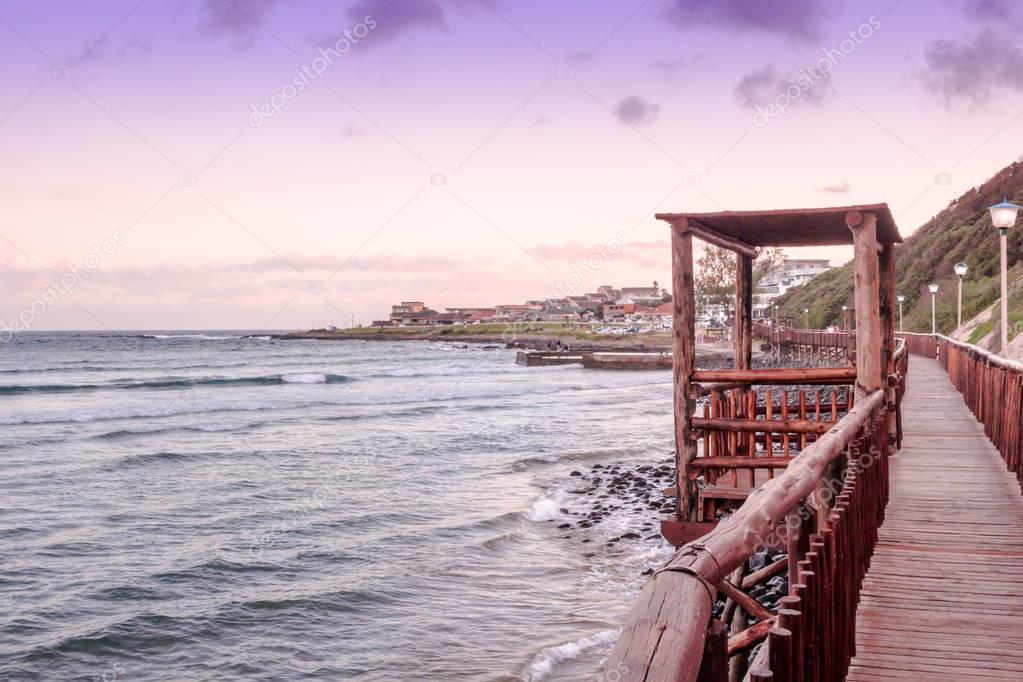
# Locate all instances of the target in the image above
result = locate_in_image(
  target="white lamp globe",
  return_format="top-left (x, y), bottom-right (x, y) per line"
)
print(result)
top-left (989, 199), bottom-right (1022, 230)
top-left (897, 294), bottom-right (905, 303)
top-left (928, 283), bottom-right (939, 294)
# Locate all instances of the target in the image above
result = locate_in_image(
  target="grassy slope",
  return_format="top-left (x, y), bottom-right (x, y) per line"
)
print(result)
top-left (776, 160), bottom-right (1023, 340)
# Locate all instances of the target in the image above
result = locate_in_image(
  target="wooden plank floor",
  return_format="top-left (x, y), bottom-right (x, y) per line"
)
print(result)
top-left (848, 356), bottom-right (1023, 681)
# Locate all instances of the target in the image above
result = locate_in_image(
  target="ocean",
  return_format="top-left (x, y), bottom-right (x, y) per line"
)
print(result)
top-left (0, 333), bottom-right (677, 681)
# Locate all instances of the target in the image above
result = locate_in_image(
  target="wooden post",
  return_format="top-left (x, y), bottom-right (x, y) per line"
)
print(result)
top-left (672, 224), bottom-right (698, 521)
top-left (847, 212), bottom-right (883, 398)
top-left (879, 242), bottom-right (897, 442)
top-left (736, 253), bottom-right (753, 370)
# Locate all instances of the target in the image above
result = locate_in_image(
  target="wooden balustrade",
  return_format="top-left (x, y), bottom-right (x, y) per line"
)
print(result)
top-left (939, 336), bottom-right (1022, 490)
top-left (607, 390), bottom-right (891, 682)
top-left (898, 332), bottom-right (1021, 488)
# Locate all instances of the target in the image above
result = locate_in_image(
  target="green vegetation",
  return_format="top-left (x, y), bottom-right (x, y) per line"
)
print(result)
top-left (776, 159), bottom-right (1023, 346)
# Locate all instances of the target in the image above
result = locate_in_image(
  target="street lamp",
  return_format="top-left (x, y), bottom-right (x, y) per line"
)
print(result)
top-left (928, 283), bottom-right (939, 334)
top-left (841, 304), bottom-right (848, 332)
top-left (803, 307), bottom-right (809, 329)
top-left (953, 261), bottom-right (968, 331)
top-left (989, 199), bottom-right (1021, 352)
top-left (897, 294), bottom-right (905, 333)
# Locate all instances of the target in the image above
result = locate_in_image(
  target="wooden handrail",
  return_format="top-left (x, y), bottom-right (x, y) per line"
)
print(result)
top-left (692, 367), bottom-right (857, 383)
top-left (607, 389), bottom-right (885, 682)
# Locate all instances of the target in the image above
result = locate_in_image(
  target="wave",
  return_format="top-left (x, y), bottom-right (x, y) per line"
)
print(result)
top-left (91, 422), bottom-right (264, 440)
top-left (526, 629), bottom-right (618, 681)
top-left (0, 374), bottom-right (351, 395)
top-left (511, 448), bottom-right (643, 472)
top-left (136, 334), bottom-right (241, 340)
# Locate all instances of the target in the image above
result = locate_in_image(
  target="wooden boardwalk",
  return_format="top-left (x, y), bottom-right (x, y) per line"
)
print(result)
top-left (848, 356), bottom-right (1023, 681)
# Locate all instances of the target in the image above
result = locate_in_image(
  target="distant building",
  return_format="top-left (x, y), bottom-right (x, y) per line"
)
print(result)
top-left (756, 259), bottom-right (831, 317)
top-left (391, 301), bottom-right (426, 323)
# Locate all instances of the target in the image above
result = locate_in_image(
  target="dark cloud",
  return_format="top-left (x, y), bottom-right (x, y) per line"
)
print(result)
top-left (309, 0), bottom-right (446, 50)
top-left (920, 30), bottom-right (1023, 109)
top-left (198, 0), bottom-right (289, 38)
top-left (613, 95), bottom-right (660, 126)
top-left (734, 63), bottom-right (828, 109)
top-left (959, 0), bottom-right (1019, 23)
top-left (664, 0), bottom-right (834, 42)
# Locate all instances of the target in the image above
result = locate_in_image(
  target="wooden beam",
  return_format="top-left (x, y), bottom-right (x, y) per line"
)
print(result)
top-left (736, 253), bottom-right (753, 371)
top-left (666, 217), bottom-right (760, 260)
top-left (727, 617), bottom-right (777, 657)
top-left (692, 417), bottom-right (834, 435)
top-left (848, 211), bottom-right (882, 398)
top-left (691, 456), bottom-right (796, 469)
top-left (717, 578), bottom-right (774, 622)
top-left (672, 225), bottom-right (698, 523)
top-left (879, 242), bottom-right (897, 442)
top-left (691, 367), bottom-right (857, 384)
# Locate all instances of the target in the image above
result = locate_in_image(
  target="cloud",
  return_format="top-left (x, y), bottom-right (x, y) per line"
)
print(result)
top-left (198, 0), bottom-right (289, 39)
top-left (530, 239), bottom-right (668, 268)
top-left (958, 0), bottom-right (1019, 23)
top-left (613, 95), bottom-right (660, 126)
top-left (651, 54), bottom-right (702, 76)
top-left (342, 123), bottom-right (368, 138)
top-left (734, 63), bottom-right (827, 108)
top-left (820, 180), bottom-right (850, 193)
top-left (309, 0), bottom-right (446, 50)
top-left (920, 30), bottom-right (1023, 109)
top-left (663, 0), bottom-right (834, 43)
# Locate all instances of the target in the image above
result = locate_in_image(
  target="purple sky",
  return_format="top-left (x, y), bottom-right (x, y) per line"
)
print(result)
top-left (2, 0), bottom-right (1023, 330)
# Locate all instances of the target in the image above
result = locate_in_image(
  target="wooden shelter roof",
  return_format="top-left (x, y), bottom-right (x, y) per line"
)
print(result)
top-left (656, 203), bottom-right (902, 248)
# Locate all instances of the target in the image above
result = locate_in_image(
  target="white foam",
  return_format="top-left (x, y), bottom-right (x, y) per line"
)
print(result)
top-left (525, 488), bottom-right (568, 522)
top-left (527, 629), bottom-right (618, 681)
top-left (280, 373), bottom-right (327, 384)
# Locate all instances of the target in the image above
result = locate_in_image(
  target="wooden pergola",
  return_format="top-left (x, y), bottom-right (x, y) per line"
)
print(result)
top-left (657, 204), bottom-right (903, 541)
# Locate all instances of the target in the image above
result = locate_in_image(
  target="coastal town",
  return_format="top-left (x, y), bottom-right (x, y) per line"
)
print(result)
top-left (372, 258), bottom-right (833, 332)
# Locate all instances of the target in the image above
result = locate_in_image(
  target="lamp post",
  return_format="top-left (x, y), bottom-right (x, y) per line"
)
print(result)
top-left (988, 199), bottom-right (1021, 352)
top-left (803, 307), bottom-right (809, 329)
top-left (953, 261), bottom-right (968, 331)
top-left (841, 304), bottom-right (848, 332)
top-left (928, 283), bottom-right (939, 334)
top-left (897, 294), bottom-right (905, 333)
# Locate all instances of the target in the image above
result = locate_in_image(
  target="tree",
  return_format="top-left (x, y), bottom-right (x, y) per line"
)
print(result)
top-left (697, 246), bottom-right (787, 320)
top-left (696, 245), bottom-right (736, 320)
top-left (754, 247), bottom-right (786, 285)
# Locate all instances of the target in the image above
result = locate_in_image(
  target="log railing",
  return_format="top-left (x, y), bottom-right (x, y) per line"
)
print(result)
top-left (753, 323), bottom-right (853, 365)
top-left (899, 332), bottom-right (1023, 490)
top-left (607, 390), bottom-right (891, 682)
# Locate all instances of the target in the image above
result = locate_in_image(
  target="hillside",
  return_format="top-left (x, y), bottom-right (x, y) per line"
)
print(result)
top-left (776, 159), bottom-right (1023, 352)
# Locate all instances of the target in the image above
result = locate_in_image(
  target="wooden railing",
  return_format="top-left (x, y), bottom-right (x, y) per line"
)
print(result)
top-left (899, 332), bottom-right (1023, 490)
top-left (753, 323), bottom-right (853, 364)
top-left (607, 331), bottom-right (909, 682)
top-left (608, 391), bottom-right (891, 682)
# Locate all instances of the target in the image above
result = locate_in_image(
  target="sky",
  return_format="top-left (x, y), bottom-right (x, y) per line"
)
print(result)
top-left (2, 0), bottom-right (1023, 331)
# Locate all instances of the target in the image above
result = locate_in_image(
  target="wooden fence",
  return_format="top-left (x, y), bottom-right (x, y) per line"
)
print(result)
top-left (898, 332), bottom-right (1023, 490)
top-left (607, 337), bottom-right (909, 681)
